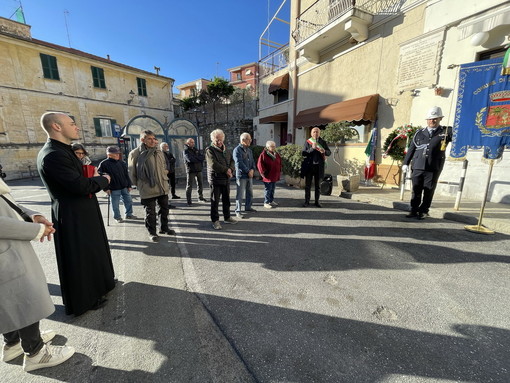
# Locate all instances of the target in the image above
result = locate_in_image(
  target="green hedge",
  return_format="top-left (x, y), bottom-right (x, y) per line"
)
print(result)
top-left (277, 144), bottom-right (303, 179)
top-left (251, 145), bottom-right (264, 164)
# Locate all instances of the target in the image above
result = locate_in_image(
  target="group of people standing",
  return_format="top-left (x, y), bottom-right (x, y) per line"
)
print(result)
top-left (1, 106), bottom-right (450, 373)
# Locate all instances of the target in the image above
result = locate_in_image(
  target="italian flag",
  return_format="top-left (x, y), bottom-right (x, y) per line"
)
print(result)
top-left (502, 47), bottom-right (510, 75)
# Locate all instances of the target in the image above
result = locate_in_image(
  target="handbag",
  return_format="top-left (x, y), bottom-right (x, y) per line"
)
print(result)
top-left (0, 195), bottom-right (33, 222)
top-left (82, 164), bottom-right (96, 198)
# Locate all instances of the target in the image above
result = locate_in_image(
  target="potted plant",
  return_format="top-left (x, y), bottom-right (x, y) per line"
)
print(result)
top-left (277, 144), bottom-right (304, 187)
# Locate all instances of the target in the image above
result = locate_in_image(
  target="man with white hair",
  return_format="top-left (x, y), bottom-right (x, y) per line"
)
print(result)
top-left (402, 106), bottom-right (452, 219)
top-left (206, 129), bottom-right (237, 230)
top-left (233, 132), bottom-right (256, 219)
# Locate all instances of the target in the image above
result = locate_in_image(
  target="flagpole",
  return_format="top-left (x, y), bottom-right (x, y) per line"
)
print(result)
top-left (464, 159), bottom-right (495, 235)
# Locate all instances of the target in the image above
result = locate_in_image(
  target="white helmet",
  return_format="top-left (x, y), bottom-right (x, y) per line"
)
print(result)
top-left (425, 106), bottom-right (443, 119)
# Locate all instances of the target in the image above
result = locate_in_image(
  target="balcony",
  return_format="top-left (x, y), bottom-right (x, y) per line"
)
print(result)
top-left (293, 0), bottom-right (401, 63)
top-left (259, 44), bottom-right (290, 78)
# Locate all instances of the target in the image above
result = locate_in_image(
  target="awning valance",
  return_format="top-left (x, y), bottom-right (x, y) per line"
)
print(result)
top-left (268, 73), bottom-right (290, 94)
top-left (259, 113), bottom-right (288, 124)
top-left (294, 94), bottom-right (379, 128)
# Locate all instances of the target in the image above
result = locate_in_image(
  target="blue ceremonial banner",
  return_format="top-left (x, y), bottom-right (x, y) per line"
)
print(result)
top-left (451, 57), bottom-right (510, 160)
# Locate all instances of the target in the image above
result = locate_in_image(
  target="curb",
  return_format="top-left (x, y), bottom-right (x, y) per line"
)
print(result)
top-left (344, 193), bottom-right (510, 235)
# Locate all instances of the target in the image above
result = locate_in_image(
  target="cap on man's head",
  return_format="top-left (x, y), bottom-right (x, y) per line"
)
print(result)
top-left (107, 146), bottom-right (121, 154)
top-left (425, 106), bottom-right (443, 119)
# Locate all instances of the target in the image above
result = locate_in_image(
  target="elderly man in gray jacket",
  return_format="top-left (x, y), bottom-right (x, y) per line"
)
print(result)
top-left (128, 130), bottom-right (175, 242)
top-left (0, 178), bottom-right (75, 372)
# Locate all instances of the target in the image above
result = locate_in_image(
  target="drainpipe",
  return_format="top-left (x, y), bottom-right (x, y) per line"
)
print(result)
top-left (291, 0), bottom-right (301, 144)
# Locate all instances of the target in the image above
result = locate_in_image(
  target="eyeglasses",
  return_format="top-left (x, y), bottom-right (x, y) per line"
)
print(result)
top-left (74, 151), bottom-right (85, 156)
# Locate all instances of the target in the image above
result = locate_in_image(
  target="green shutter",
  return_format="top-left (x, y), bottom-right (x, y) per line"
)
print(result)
top-left (40, 53), bottom-right (60, 80)
top-left (91, 67), bottom-right (98, 87)
top-left (93, 118), bottom-right (102, 137)
top-left (49, 56), bottom-right (60, 80)
top-left (100, 68), bottom-right (106, 88)
top-left (91, 67), bottom-right (106, 88)
top-left (40, 54), bottom-right (50, 78)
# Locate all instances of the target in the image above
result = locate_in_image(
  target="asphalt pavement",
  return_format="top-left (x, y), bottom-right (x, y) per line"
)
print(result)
top-left (2, 177), bottom-right (510, 382)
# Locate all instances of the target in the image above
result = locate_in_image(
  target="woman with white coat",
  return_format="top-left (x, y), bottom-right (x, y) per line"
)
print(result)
top-left (0, 178), bottom-right (75, 372)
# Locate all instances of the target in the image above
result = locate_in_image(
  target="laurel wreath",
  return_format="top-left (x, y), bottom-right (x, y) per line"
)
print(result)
top-left (475, 107), bottom-right (490, 135)
top-left (382, 125), bottom-right (420, 162)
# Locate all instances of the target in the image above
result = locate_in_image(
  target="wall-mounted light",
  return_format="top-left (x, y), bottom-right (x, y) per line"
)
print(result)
top-left (398, 89), bottom-right (419, 96)
top-left (127, 90), bottom-right (135, 104)
top-left (385, 97), bottom-right (399, 106)
top-left (470, 31), bottom-right (490, 46)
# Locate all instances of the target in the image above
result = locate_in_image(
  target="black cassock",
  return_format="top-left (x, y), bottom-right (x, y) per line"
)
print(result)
top-left (37, 139), bottom-right (115, 316)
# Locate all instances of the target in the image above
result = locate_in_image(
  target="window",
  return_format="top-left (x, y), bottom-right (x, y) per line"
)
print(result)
top-left (346, 124), bottom-right (369, 143)
top-left (93, 118), bottom-right (116, 137)
top-left (236, 73), bottom-right (242, 80)
top-left (245, 69), bottom-right (252, 75)
top-left (40, 53), bottom-right (60, 80)
top-left (137, 77), bottom-right (147, 97)
top-left (274, 89), bottom-right (289, 104)
top-left (91, 66), bottom-right (106, 89)
top-left (477, 47), bottom-right (506, 61)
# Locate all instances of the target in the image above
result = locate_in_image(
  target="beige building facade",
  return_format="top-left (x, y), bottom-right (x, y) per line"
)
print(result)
top-left (176, 78), bottom-right (212, 99)
top-left (256, 0), bottom-right (510, 203)
top-left (0, 17), bottom-right (175, 179)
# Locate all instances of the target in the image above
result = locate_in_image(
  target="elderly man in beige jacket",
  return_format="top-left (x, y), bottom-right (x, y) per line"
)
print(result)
top-left (128, 130), bottom-right (175, 242)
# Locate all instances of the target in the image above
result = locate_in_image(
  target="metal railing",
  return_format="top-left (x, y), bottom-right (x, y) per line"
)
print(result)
top-left (293, 0), bottom-right (411, 45)
top-left (259, 44), bottom-right (290, 78)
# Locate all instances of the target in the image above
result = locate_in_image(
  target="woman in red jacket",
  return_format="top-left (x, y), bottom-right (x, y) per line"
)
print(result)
top-left (257, 141), bottom-right (282, 209)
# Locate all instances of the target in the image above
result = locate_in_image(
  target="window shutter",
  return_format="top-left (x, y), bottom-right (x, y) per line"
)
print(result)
top-left (93, 118), bottom-right (102, 137)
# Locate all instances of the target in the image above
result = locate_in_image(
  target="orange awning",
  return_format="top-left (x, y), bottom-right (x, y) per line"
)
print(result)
top-left (294, 94), bottom-right (379, 128)
top-left (268, 73), bottom-right (290, 94)
top-left (259, 113), bottom-right (288, 124)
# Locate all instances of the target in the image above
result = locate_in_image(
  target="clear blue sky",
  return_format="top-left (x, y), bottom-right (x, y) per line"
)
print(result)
top-left (1, 0), bottom-right (290, 87)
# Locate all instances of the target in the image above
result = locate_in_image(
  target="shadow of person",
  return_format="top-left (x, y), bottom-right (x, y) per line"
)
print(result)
top-left (65, 281), bottom-right (509, 382)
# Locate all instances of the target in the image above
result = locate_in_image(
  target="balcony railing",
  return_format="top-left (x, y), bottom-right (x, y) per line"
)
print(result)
top-left (293, 0), bottom-right (409, 45)
top-left (259, 44), bottom-right (290, 78)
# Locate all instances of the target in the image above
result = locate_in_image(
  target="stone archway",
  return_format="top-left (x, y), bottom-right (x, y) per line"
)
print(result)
top-left (124, 115), bottom-right (165, 151)
top-left (167, 118), bottom-right (198, 178)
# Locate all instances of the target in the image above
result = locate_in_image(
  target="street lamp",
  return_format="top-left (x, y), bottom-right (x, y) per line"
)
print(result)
top-left (193, 108), bottom-right (207, 150)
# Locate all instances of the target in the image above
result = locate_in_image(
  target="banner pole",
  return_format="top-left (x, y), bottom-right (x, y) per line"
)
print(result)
top-left (453, 159), bottom-right (468, 210)
top-left (465, 159), bottom-right (495, 234)
top-left (399, 168), bottom-right (407, 201)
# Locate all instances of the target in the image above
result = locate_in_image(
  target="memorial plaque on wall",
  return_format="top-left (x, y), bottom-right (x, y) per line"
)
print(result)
top-left (396, 29), bottom-right (445, 91)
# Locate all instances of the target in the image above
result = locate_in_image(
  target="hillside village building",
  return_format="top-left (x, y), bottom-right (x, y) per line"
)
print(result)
top-left (176, 79), bottom-right (212, 99)
top-left (0, 16), bottom-right (177, 179)
top-left (227, 62), bottom-right (259, 94)
top-left (257, 0), bottom-right (510, 203)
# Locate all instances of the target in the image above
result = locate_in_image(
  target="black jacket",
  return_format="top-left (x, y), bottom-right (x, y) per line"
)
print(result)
top-left (162, 151), bottom-right (176, 173)
top-left (300, 137), bottom-right (331, 179)
top-left (98, 157), bottom-right (132, 191)
top-left (183, 145), bottom-right (204, 173)
top-left (206, 145), bottom-right (234, 186)
top-left (37, 139), bottom-right (114, 316)
top-left (403, 126), bottom-right (452, 172)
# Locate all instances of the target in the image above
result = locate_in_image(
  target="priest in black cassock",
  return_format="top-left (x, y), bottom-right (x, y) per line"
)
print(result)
top-left (37, 112), bottom-right (115, 316)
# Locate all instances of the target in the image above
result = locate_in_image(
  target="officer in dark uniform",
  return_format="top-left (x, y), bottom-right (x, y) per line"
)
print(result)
top-left (402, 106), bottom-right (452, 219)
